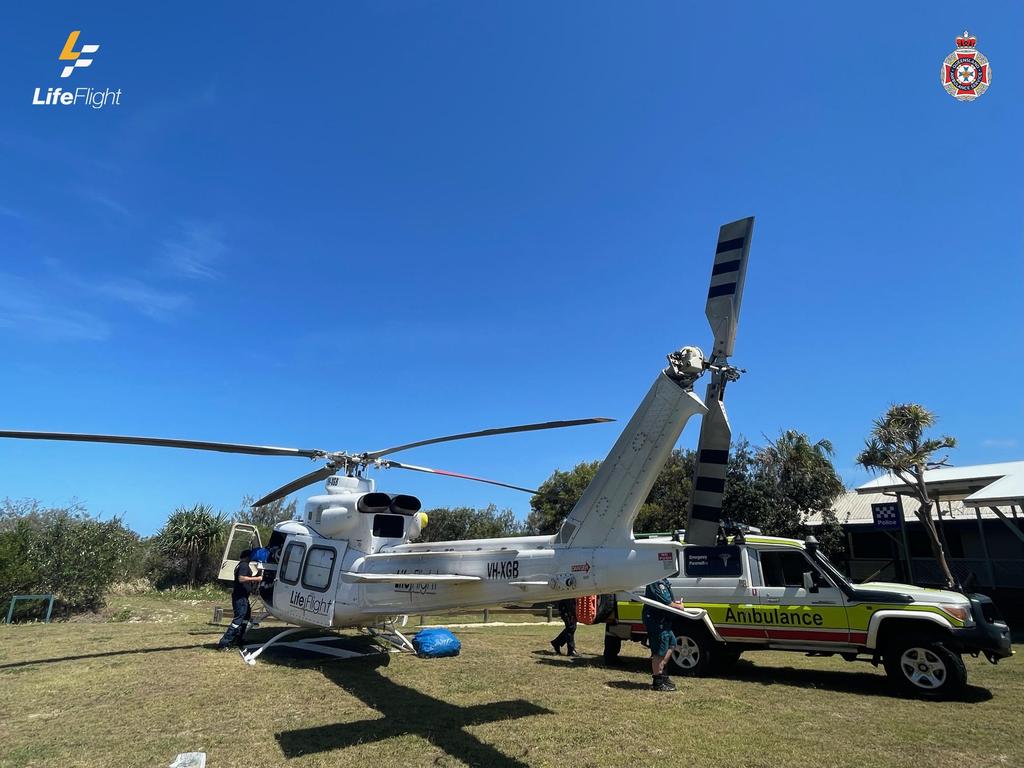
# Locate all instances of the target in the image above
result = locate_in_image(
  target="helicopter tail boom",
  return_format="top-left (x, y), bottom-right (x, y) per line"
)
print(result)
top-left (553, 354), bottom-right (706, 549)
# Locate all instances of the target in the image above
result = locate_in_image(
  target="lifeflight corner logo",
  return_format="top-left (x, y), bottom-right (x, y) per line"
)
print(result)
top-left (31, 30), bottom-right (123, 110)
top-left (58, 30), bottom-right (99, 77)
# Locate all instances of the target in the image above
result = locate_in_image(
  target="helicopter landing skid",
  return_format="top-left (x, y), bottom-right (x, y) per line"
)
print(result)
top-left (238, 627), bottom-right (390, 666)
top-left (363, 619), bottom-right (416, 653)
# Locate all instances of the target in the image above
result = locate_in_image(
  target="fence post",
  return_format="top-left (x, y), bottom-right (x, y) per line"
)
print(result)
top-left (483, 608), bottom-right (490, 623)
top-left (547, 604), bottom-right (553, 622)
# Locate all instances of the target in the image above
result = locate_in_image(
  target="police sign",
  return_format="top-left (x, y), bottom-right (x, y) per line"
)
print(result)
top-left (871, 502), bottom-right (901, 530)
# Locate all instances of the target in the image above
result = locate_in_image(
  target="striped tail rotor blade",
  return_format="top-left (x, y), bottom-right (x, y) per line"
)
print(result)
top-left (684, 383), bottom-right (732, 545)
top-left (706, 217), bottom-right (754, 360)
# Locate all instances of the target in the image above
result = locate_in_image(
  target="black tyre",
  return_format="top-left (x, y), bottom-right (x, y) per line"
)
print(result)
top-left (667, 621), bottom-right (715, 677)
top-left (882, 637), bottom-right (967, 699)
top-left (603, 633), bottom-right (622, 663)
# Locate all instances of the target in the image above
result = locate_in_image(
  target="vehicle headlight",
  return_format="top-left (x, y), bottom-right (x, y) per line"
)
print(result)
top-left (939, 603), bottom-right (974, 625)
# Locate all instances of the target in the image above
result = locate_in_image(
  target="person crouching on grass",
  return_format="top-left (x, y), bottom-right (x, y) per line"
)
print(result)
top-left (217, 549), bottom-right (262, 651)
top-left (643, 577), bottom-right (684, 692)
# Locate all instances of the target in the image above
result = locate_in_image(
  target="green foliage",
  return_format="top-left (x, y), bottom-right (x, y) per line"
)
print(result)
top-left (154, 504), bottom-right (227, 588)
top-left (857, 403), bottom-right (958, 587)
top-left (750, 431), bottom-right (847, 556)
top-left (525, 436), bottom-right (847, 556)
top-left (415, 504), bottom-right (528, 542)
top-left (0, 499), bottom-right (141, 616)
top-left (235, 495), bottom-right (297, 544)
top-left (526, 460), bottom-right (600, 534)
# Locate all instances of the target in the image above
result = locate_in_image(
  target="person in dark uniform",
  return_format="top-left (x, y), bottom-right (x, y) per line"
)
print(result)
top-left (216, 549), bottom-right (262, 651)
top-left (643, 578), bottom-right (683, 691)
top-left (550, 598), bottom-right (578, 656)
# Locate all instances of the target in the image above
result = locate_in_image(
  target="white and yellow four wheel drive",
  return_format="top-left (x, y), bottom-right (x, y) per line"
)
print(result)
top-left (602, 534), bottom-right (1012, 699)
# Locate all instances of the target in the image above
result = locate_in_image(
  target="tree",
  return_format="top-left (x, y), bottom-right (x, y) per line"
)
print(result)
top-left (155, 505), bottom-right (227, 587)
top-left (415, 505), bottom-right (528, 542)
top-left (754, 431), bottom-right (846, 555)
top-left (235, 495), bottom-right (297, 543)
top-left (526, 461), bottom-right (600, 535)
top-left (857, 403), bottom-right (958, 588)
top-left (0, 499), bottom-right (140, 616)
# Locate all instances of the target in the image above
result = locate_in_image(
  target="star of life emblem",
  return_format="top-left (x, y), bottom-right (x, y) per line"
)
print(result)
top-left (942, 30), bottom-right (990, 101)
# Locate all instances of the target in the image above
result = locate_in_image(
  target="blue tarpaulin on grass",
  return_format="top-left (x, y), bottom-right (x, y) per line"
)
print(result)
top-left (413, 627), bottom-right (461, 658)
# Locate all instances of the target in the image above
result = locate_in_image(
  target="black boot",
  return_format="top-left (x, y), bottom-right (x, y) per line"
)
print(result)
top-left (566, 645), bottom-right (579, 657)
top-left (550, 640), bottom-right (562, 655)
top-left (652, 674), bottom-right (677, 692)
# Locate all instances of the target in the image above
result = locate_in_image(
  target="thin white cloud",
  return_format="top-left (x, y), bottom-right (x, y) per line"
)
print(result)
top-left (89, 277), bottom-right (190, 321)
top-left (982, 438), bottom-right (1018, 449)
top-left (78, 187), bottom-right (131, 217)
top-left (159, 221), bottom-right (226, 280)
top-left (0, 272), bottom-right (109, 341)
top-left (0, 205), bottom-right (25, 219)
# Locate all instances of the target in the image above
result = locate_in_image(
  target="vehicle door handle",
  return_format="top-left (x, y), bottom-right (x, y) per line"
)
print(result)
top-left (765, 597), bottom-right (780, 603)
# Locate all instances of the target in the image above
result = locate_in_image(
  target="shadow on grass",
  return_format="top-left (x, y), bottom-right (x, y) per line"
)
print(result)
top-left (0, 644), bottom-right (202, 670)
top-left (533, 650), bottom-right (993, 703)
top-left (262, 640), bottom-right (552, 767)
top-left (719, 659), bottom-right (993, 702)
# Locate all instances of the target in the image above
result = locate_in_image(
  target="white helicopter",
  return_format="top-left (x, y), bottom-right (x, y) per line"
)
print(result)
top-left (1, 217), bottom-right (753, 663)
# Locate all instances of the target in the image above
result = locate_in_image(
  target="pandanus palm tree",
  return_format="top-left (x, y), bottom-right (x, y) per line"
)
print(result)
top-left (157, 504), bottom-right (227, 587)
top-left (857, 404), bottom-right (957, 589)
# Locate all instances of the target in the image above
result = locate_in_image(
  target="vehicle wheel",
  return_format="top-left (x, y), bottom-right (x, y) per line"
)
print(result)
top-left (882, 637), bottom-right (967, 699)
top-left (667, 621), bottom-right (714, 677)
top-left (603, 633), bottom-right (622, 663)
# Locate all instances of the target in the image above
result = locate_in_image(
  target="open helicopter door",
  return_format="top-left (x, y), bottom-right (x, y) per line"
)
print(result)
top-left (218, 523), bottom-right (262, 582)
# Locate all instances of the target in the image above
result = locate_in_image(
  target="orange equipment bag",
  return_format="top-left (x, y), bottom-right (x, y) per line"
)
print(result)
top-left (575, 595), bottom-right (598, 625)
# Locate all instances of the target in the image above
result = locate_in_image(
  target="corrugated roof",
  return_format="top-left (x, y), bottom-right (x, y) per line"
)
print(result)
top-left (856, 460), bottom-right (1024, 506)
top-left (804, 491), bottom-right (1018, 527)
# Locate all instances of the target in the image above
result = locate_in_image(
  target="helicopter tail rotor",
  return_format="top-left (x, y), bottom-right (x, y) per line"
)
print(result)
top-left (684, 216), bottom-right (754, 546)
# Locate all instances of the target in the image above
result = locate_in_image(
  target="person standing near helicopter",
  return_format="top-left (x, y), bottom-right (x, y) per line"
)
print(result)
top-left (217, 549), bottom-right (263, 651)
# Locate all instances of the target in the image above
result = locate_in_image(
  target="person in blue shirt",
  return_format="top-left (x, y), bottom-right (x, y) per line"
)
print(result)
top-left (643, 578), bottom-right (684, 692)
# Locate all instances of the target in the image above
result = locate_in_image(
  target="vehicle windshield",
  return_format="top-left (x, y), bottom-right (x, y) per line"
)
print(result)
top-left (814, 550), bottom-right (853, 589)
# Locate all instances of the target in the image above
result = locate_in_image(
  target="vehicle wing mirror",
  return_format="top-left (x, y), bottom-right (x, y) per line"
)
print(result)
top-left (802, 571), bottom-right (819, 594)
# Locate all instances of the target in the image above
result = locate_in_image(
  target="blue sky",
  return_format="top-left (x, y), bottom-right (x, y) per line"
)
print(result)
top-left (1, 3), bottom-right (1021, 536)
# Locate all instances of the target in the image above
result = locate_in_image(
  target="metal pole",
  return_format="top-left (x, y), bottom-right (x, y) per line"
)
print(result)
top-left (483, 608), bottom-right (490, 623)
top-left (975, 507), bottom-right (996, 588)
top-left (897, 494), bottom-right (915, 584)
top-left (547, 604), bottom-right (553, 622)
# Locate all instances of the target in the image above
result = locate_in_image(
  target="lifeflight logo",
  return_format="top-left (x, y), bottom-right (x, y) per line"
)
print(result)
top-left (31, 30), bottom-right (122, 110)
top-left (58, 30), bottom-right (99, 77)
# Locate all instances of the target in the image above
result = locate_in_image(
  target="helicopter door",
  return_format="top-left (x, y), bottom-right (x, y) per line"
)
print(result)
top-left (275, 533), bottom-right (339, 628)
top-left (218, 523), bottom-right (262, 582)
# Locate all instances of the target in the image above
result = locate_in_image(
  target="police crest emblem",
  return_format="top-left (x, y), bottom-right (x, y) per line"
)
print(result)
top-left (942, 30), bottom-right (991, 101)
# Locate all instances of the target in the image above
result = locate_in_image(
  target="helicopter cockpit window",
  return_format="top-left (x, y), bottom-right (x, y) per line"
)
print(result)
top-left (372, 514), bottom-right (405, 538)
top-left (280, 542), bottom-right (306, 585)
top-left (301, 546), bottom-right (336, 592)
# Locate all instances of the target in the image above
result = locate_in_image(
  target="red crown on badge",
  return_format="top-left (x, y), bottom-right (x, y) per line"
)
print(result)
top-left (956, 31), bottom-right (977, 48)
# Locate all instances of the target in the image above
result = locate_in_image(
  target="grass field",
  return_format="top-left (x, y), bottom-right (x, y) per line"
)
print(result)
top-left (1, 594), bottom-right (1020, 768)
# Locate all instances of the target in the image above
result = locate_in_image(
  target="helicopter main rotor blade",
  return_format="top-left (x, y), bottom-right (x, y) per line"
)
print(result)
top-left (381, 459), bottom-right (539, 494)
top-left (0, 430), bottom-right (326, 458)
top-left (253, 465), bottom-right (338, 508)
top-left (366, 417), bottom-right (614, 460)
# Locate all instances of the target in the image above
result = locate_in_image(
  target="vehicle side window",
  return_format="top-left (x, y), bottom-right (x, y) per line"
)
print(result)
top-left (301, 546), bottom-right (337, 592)
top-left (280, 542), bottom-right (306, 585)
top-left (760, 550), bottom-right (813, 588)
